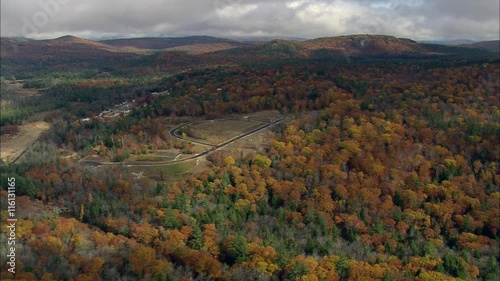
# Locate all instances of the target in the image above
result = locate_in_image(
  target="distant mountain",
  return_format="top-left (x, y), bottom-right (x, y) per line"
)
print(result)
top-left (418, 39), bottom-right (476, 46)
top-left (227, 36), bottom-right (309, 43)
top-left (302, 35), bottom-right (426, 56)
top-left (0, 36), bottom-right (145, 75)
top-left (220, 35), bottom-right (445, 59)
top-left (1, 34), bottom-right (496, 77)
top-left (242, 39), bottom-right (305, 58)
top-left (1, 35), bottom-right (145, 60)
top-left (416, 39), bottom-right (500, 53)
top-left (100, 36), bottom-right (249, 52)
top-left (461, 40), bottom-right (500, 53)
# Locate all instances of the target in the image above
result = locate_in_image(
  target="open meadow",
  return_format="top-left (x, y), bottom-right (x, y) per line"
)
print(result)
top-left (0, 121), bottom-right (50, 163)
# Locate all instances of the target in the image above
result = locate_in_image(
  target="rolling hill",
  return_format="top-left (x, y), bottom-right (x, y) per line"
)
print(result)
top-left (214, 34), bottom-right (488, 60)
top-left (1, 34), bottom-right (497, 78)
top-left (101, 36), bottom-right (249, 52)
top-left (1, 35), bottom-right (145, 60)
top-left (418, 39), bottom-right (476, 45)
top-left (300, 35), bottom-right (429, 58)
top-left (461, 40), bottom-right (500, 53)
top-left (0, 35), bottom-right (146, 75)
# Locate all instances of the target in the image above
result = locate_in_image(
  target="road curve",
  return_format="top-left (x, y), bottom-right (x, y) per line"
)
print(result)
top-left (168, 122), bottom-right (217, 147)
top-left (80, 117), bottom-right (284, 167)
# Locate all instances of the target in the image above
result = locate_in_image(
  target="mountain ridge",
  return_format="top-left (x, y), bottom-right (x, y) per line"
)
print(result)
top-left (100, 35), bottom-right (249, 50)
top-left (1, 34), bottom-right (497, 77)
top-left (461, 40), bottom-right (500, 53)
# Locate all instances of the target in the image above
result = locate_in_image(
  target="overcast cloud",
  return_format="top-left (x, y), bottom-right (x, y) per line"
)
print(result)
top-left (1, 0), bottom-right (498, 40)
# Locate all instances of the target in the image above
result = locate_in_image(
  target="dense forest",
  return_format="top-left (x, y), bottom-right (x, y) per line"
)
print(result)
top-left (1, 56), bottom-right (499, 280)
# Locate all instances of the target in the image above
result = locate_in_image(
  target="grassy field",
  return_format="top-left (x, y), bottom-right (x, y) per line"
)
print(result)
top-left (128, 155), bottom-right (168, 162)
top-left (79, 111), bottom-right (282, 181)
top-left (184, 119), bottom-right (264, 145)
top-left (0, 121), bottom-right (50, 164)
top-left (154, 163), bottom-right (190, 175)
top-left (124, 162), bottom-right (191, 182)
top-left (216, 125), bottom-right (275, 158)
top-left (127, 150), bottom-right (179, 162)
top-left (245, 110), bottom-right (282, 122)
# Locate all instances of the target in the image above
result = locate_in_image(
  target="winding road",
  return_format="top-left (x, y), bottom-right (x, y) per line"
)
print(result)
top-left (79, 117), bottom-right (284, 167)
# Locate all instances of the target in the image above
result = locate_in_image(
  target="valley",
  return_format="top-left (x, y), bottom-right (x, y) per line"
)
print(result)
top-left (0, 34), bottom-right (499, 281)
top-left (78, 110), bottom-right (284, 168)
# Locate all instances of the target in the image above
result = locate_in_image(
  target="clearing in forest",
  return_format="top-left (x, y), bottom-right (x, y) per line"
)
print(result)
top-left (180, 119), bottom-right (265, 146)
top-left (0, 121), bottom-right (50, 164)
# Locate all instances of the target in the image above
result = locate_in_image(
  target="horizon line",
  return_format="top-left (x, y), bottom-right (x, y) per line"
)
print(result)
top-left (2, 34), bottom-right (499, 43)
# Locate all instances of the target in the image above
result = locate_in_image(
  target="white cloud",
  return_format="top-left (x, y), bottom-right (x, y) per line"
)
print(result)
top-left (286, 0), bottom-right (308, 9)
top-left (0, 0), bottom-right (498, 40)
top-left (215, 3), bottom-right (259, 19)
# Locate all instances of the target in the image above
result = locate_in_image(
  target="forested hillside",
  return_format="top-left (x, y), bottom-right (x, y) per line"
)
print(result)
top-left (1, 53), bottom-right (499, 280)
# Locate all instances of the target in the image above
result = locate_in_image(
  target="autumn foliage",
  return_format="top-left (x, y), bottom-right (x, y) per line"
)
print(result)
top-left (1, 57), bottom-right (499, 280)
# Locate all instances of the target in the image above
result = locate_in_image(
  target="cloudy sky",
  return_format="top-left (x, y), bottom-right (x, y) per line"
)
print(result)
top-left (1, 0), bottom-right (499, 41)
